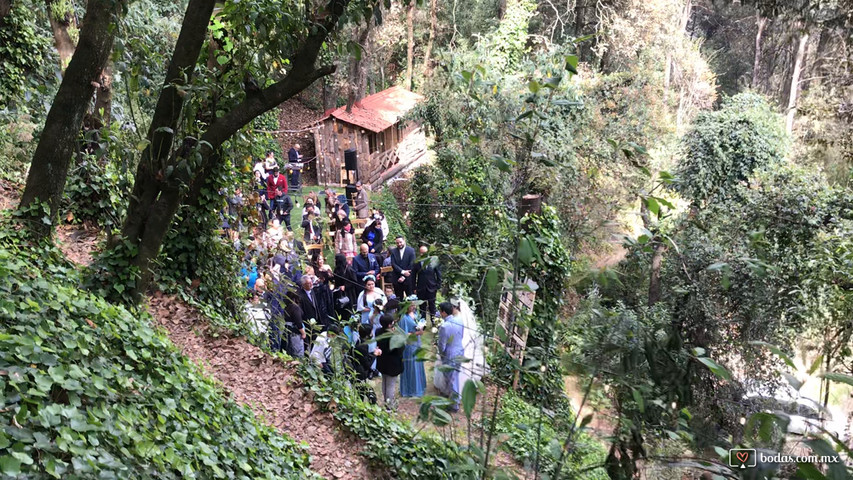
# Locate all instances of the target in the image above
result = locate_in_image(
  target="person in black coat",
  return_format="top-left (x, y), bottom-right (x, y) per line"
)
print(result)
top-left (347, 323), bottom-right (378, 404)
top-left (352, 244), bottom-right (380, 287)
top-left (302, 213), bottom-right (321, 244)
top-left (374, 313), bottom-right (403, 410)
top-left (332, 253), bottom-right (359, 322)
top-left (361, 219), bottom-right (384, 255)
top-left (389, 236), bottom-right (416, 298)
top-left (298, 276), bottom-right (332, 346)
top-left (413, 244), bottom-right (442, 324)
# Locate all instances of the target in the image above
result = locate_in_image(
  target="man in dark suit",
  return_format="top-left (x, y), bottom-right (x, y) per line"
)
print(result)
top-left (298, 276), bottom-right (331, 348)
top-left (390, 235), bottom-right (416, 298)
top-left (353, 244), bottom-right (380, 284)
top-left (413, 244), bottom-right (441, 324)
top-left (302, 213), bottom-right (321, 244)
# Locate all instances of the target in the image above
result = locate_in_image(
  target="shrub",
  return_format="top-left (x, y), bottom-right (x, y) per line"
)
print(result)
top-left (62, 155), bottom-right (131, 229)
top-left (676, 92), bottom-right (788, 205)
top-left (0, 242), bottom-right (316, 479)
top-left (492, 392), bottom-right (608, 480)
top-left (299, 362), bottom-right (478, 479)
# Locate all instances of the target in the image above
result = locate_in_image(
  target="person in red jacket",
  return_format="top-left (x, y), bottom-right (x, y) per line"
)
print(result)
top-left (266, 166), bottom-right (290, 229)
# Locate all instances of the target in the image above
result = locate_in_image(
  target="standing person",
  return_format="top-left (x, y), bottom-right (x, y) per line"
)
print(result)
top-left (348, 323), bottom-right (379, 404)
top-left (437, 301), bottom-right (464, 411)
top-left (309, 326), bottom-right (341, 375)
top-left (399, 297), bottom-right (426, 397)
top-left (374, 314), bottom-right (403, 410)
top-left (390, 236), bottom-right (416, 298)
top-left (263, 150), bottom-right (278, 176)
top-left (284, 291), bottom-right (306, 358)
top-left (266, 166), bottom-right (290, 227)
top-left (361, 216), bottom-right (384, 255)
top-left (287, 143), bottom-right (303, 190)
top-left (298, 276), bottom-right (327, 345)
top-left (332, 253), bottom-right (358, 320)
top-left (354, 181), bottom-right (369, 219)
top-left (413, 244), bottom-right (441, 324)
top-left (356, 276), bottom-right (386, 327)
top-left (376, 210), bottom-right (390, 241)
top-left (227, 188), bottom-right (244, 233)
top-left (253, 170), bottom-right (269, 230)
top-left (352, 244), bottom-right (379, 291)
top-left (335, 220), bottom-right (357, 263)
top-left (253, 157), bottom-right (268, 181)
top-left (302, 212), bottom-right (321, 244)
top-left (264, 280), bottom-right (288, 352)
top-left (324, 188), bottom-right (338, 219)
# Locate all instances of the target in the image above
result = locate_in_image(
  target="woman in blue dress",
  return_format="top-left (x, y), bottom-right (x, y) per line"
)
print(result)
top-left (399, 296), bottom-right (426, 397)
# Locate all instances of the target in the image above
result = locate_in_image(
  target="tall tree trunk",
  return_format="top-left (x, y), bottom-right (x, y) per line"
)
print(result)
top-left (18, 0), bottom-right (125, 239)
top-left (346, 23), bottom-right (372, 113)
top-left (405, 1), bottom-right (414, 90)
top-left (786, 30), bottom-right (809, 134)
top-left (648, 242), bottom-right (666, 306)
top-left (110, 0), bottom-right (349, 302)
top-left (0, 0), bottom-right (11, 25)
top-left (107, 0), bottom-right (217, 301)
top-left (752, 15), bottom-right (768, 90)
top-left (422, 0), bottom-right (437, 76)
top-left (45, 0), bottom-right (76, 70)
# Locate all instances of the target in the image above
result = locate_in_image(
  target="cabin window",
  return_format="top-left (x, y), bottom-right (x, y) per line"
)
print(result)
top-left (337, 122), bottom-right (344, 134)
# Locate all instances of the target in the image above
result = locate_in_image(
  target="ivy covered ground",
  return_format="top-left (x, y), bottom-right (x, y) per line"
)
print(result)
top-left (0, 241), bottom-right (317, 479)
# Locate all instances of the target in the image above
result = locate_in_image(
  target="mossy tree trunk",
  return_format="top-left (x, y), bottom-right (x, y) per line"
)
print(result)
top-left (18, 0), bottom-right (126, 238)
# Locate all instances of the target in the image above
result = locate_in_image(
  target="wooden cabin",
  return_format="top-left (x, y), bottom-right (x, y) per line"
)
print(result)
top-left (313, 86), bottom-right (427, 188)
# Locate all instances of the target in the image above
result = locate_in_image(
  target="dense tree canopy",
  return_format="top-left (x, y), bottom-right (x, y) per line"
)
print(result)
top-left (2, 0), bottom-right (853, 478)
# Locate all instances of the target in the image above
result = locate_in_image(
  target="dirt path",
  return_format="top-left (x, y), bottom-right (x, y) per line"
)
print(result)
top-left (148, 293), bottom-right (382, 480)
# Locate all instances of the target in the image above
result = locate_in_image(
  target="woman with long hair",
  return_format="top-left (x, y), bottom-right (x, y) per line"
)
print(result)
top-left (399, 297), bottom-right (426, 397)
top-left (335, 220), bottom-right (357, 263)
top-left (332, 253), bottom-right (358, 321)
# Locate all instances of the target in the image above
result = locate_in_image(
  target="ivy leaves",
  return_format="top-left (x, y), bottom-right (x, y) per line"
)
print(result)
top-left (0, 244), bottom-right (314, 479)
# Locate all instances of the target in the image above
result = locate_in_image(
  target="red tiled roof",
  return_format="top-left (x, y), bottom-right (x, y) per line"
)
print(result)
top-left (320, 86), bottom-right (424, 133)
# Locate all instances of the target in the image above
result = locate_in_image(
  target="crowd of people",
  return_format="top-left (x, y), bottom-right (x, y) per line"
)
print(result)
top-left (228, 147), bottom-right (471, 411)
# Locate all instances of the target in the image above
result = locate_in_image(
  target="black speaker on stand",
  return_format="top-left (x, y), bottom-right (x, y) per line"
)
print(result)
top-left (343, 149), bottom-right (359, 206)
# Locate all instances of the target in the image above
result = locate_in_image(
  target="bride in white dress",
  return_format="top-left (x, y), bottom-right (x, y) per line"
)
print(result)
top-left (434, 296), bottom-right (488, 392)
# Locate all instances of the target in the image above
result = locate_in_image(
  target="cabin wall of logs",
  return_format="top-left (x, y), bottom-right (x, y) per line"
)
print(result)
top-left (313, 118), bottom-right (426, 188)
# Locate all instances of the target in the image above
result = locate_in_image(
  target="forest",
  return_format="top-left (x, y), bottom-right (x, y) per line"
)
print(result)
top-left (1, 0), bottom-right (852, 478)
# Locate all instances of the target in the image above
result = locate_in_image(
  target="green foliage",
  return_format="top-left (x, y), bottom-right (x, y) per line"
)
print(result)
top-left (0, 5), bottom-right (51, 108)
top-left (373, 186), bottom-right (408, 239)
top-left (299, 363), bottom-right (478, 479)
top-left (0, 112), bottom-right (40, 182)
top-left (513, 207), bottom-right (575, 405)
top-left (676, 93), bottom-right (788, 205)
top-left (156, 160), bottom-right (245, 326)
top-left (0, 241), bottom-right (316, 479)
top-left (62, 154), bottom-right (132, 228)
top-left (492, 392), bottom-right (608, 479)
top-left (482, 0), bottom-right (537, 71)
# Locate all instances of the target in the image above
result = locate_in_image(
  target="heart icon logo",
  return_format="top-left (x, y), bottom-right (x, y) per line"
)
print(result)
top-left (736, 451), bottom-right (749, 464)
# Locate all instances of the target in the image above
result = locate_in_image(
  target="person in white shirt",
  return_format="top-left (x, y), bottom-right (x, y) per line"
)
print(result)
top-left (253, 159), bottom-right (268, 180)
top-left (263, 151), bottom-right (278, 175)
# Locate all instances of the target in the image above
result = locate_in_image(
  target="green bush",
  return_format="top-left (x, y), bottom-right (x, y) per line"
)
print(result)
top-left (63, 155), bottom-right (131, 229)
top-left (0, 242), bottom-right (316, 479)
top-left (492, 392), bottom-right (608, 480)
top-left (0, 5), bottom-right (51, 108)
top-left (676, 92), bottom-right (788, 205)
top-left (299, 362), bottom-right (479, 479)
